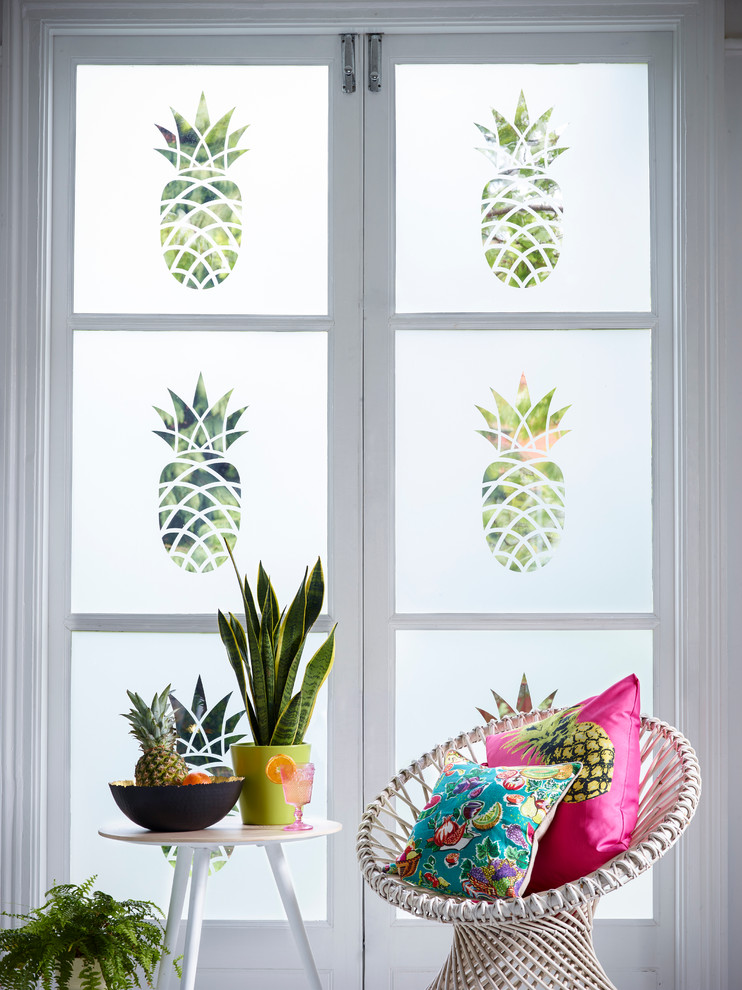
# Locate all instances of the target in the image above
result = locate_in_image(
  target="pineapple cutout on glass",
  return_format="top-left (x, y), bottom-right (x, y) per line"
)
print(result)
top-left (169, 676), bottom-right (246, 777)
top-left (162, 677), bottom-right (247, 875)
top-left (154, 373), bottom-right (247, 573)
top-left (156, 93), bottom-right (248, 289)
top-left (476, 91), bottom-right (568, 288)
top-left (477, 373), bottom-right (570, 572)
top-left (477, 673), bottom-right (558, 725)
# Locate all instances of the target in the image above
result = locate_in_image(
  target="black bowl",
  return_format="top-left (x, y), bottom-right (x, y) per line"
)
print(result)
top-left (109, 777), bottom-right (244, 832)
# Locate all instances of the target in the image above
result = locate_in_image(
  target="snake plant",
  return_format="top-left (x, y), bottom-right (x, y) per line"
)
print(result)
top-left (217, 543), bottom-right (336, 746)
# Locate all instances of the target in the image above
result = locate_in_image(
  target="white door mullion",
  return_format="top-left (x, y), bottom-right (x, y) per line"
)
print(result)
top-left (322, 28), bottom-right (365, 986)
top-left (361, 32), bottom-right (403, 986)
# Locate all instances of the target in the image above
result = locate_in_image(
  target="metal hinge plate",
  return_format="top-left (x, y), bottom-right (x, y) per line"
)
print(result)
top-left (368, 33), bottom-right (382, 92)
top-left (341, 34), bottom-right (356, 94)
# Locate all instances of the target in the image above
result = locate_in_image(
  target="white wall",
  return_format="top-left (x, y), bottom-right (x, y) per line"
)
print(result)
top-left (724, 36), bottom-right (742, 983)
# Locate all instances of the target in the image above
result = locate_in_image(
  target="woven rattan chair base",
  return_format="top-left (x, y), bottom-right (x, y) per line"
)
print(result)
top-left (427, 902), bottom-right (615, 990)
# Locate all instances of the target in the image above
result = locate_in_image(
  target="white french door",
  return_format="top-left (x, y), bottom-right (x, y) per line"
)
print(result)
top-left (47, 33), bottom-right (363, 990)
top-left (362, 31), bottom-right (677, 990)
top-left (46, 23), bottom-right (679, 990)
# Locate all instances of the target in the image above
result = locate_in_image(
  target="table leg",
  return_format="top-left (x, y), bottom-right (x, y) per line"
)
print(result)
top-left (264, 844), bottom-right (323, 990)
top-left (179, 847), bottom-right (211, 990)
top-left (157, 846), bottom-right (192, 990)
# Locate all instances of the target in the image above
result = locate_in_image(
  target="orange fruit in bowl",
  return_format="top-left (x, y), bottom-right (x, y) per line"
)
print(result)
top-left (181, 771), bottom-right (213, 785)
top-left (265, 754), bottom-right (296, 784)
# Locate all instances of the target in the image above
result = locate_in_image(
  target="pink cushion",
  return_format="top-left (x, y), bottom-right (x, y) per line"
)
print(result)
top-left (484, 674), bottom-right (641, 891)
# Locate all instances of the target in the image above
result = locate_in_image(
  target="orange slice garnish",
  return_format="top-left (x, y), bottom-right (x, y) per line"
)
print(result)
top-left (265, 753), bottom-right (296, 784)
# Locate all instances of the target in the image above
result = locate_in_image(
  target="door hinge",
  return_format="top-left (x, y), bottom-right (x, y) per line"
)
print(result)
top-left (341, 34), bottom-right (356, 94)
top-left (368, 33), bottom-right (382, 92)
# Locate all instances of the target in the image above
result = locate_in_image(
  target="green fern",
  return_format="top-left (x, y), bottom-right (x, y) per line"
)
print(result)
top-left (0, 877), bottom-right (177, 990)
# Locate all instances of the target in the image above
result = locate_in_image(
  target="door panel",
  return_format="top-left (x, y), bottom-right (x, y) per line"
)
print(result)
top-left (71, 331), bottom-right (327, 613)
top-left (395, 329), bottom-right (653, 612)
top-left (50, 32), bottom-right (362, 990)
top-left (364, 30), bottom-right (673, 989)
top-left (70, 631), bottom-right (329, 920)
top-left (74, 64), bottom-right (329, 315)
top-left (395, 62), bottom-right (651, 312)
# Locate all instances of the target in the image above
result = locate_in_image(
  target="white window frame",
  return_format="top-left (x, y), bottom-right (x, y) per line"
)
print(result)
top-left (8, 25), bottom-right (366, 990)
top-left (723, 30), bottom-right (741, 986)
top-left (0, 3), bottom-right (726, 989)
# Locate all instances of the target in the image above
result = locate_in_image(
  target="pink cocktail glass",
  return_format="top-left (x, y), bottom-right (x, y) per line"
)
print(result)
top-left (279, 762), bottom-right (315, 831)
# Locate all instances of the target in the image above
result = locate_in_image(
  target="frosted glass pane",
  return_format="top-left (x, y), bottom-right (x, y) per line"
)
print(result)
top-left (75, 65), bottom-right (327, 314)
top-left (71, 332), bottom-right (327, 613)
top-left (396, 330), bottom-right (652, 613)
top-left (396, 64), bottom-right (650, 313)
top-left (71, 631), bottom-right (328, 921)
top-left (395, 630), bottom-right (653, 919)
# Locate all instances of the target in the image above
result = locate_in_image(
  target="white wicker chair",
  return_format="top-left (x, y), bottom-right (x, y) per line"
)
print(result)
top-left (357, 710), bottom-right (701, 990)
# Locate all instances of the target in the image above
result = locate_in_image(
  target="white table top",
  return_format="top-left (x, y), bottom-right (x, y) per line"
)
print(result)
top-left (99, 817), bottom-right (342, 846)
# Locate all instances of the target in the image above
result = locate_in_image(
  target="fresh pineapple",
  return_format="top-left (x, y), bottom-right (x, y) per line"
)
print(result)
top-left (476, 91), bottom-right (568, 288)
top-left (122, 685), bottom-right (189, 786)
top-left (154, 373), bottom-right (247, 573)
top-left (477, 373), bottom-right (569, 572)
top-left (156, 93), bottom-right (248, 289)
top-left (500, 706), bottom-right (615, 803)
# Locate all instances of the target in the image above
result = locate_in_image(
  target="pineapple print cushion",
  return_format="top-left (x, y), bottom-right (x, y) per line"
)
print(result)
top-left (485, 674), bottom-right (642, 892)
top-left (385, 751), bottom-right (581, 901)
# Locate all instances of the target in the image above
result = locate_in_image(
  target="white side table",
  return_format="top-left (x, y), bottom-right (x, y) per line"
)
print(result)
top-left (99, 818), bottom-right (342, 990)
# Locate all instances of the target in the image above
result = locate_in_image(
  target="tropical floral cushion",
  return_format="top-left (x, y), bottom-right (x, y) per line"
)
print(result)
top-left (385, 751), bottom-right (581, 900)
top-left (484, 673), bottom-right (642, 891)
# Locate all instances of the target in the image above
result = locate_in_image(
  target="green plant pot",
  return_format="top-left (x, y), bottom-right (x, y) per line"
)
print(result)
top-left (231, 742), bottom-right (311, 825)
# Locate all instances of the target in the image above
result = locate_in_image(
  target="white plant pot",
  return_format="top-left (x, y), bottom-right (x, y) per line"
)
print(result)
top-left (67, 958), bottom-right (103, 989)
